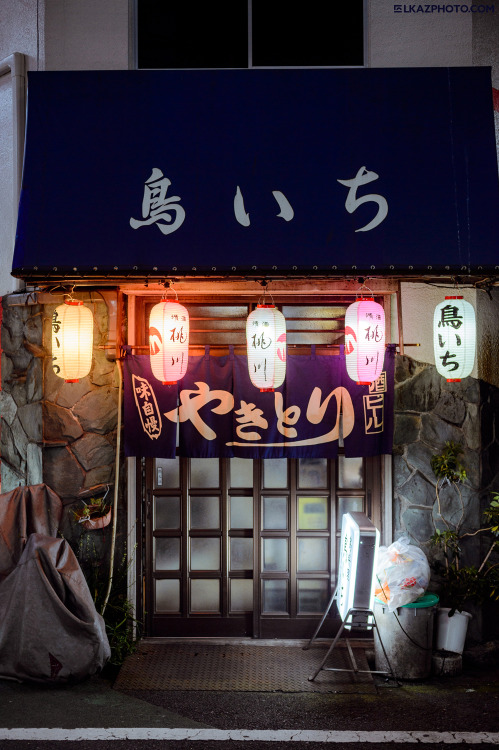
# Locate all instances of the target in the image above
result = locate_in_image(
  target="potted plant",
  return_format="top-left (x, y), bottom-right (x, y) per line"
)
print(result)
top-left (429, 441), bottom-right (499, 653)
top-left (72, 490), bottom-right (112, 531)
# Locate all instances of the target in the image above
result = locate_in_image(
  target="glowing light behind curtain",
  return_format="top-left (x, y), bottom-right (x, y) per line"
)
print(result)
top-left (433, 296), bottom-right (476, 382)
top-left (246, 304), bottom-right (286, 391)
top-left (345, 298), bottom-right (385, 385)
top-left (52, 300), bottom-right (93, 382)
top-left (149, 299), bottom-right (189, 384)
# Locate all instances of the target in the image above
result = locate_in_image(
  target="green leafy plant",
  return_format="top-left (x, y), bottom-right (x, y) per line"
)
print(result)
top-left (74, 535), bottom-right (141, 668)
top-left (429, 442), bottom-right (499, 615)
top-left (72, 495), bottom-right (110, 524)
top-left (430, 440), bottom-right (467, 484)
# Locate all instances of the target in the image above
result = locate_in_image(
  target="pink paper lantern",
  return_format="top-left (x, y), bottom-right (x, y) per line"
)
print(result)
top-left (246, 304), bottom-right (286, 392)
top-left (149, 299), bottom-right (189, 385)
top-left (345, 298), bottom-right (385, 385)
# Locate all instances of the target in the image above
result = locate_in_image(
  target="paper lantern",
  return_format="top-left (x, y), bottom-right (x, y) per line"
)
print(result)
top-left (52, 300), bottom-right (93, 382)
top-left (433, 296), bottom-right (475, 382)
top-left (345, 298), bottom-right (385, 385)
top-left (149, 299), bottom-right (189, 384)
top-left (246, 304), bottom-right (286, 391)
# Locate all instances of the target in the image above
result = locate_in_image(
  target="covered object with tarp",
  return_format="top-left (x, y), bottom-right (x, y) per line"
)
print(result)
top-left (0, 484), bottom-right (110, 682)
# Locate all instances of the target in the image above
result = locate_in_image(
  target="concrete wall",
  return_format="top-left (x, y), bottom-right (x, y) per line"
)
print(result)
top-left (42, 0), bottom-right (130, 71)
top-left (368, 0), bottom-right (472, 67)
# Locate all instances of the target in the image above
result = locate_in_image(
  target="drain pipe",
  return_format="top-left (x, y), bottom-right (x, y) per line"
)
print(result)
top-left (101, 358), bottom-right (123, 616)
top-left (0, 53), bottom-right (26, 292)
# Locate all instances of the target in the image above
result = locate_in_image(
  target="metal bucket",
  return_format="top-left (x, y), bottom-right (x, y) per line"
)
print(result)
top-left (374, 593), bottom-right (439, 680)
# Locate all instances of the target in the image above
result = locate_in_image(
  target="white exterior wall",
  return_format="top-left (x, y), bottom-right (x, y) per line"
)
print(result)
top-left (42, 0), bottom-right (130, 71)
top-left (368, 0), bottom-right (472, 67)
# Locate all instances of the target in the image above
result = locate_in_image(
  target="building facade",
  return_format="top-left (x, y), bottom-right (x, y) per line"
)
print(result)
top-left (1, 1), bottom-right (498, 642)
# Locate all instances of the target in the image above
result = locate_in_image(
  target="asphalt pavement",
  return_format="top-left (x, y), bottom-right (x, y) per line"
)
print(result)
top-left (0, 640), bottom-right (498, 748)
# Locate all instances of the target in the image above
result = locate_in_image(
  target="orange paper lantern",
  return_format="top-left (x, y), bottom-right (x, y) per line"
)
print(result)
top-left (52, 300), bottom-right (93, 382)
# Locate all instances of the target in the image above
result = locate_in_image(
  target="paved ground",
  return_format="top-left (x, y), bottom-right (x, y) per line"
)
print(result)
top-left (0, 639), bottom-right (498, 748)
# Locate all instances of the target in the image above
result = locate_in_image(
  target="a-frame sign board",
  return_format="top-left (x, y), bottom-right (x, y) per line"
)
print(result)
top-left (305, 512), bottom-right (396, 682)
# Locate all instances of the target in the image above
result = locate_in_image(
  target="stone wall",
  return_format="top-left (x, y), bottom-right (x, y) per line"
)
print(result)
top-left (393, 354), bottom-right (499, 640)
top-left (41, 298), bottom-right (122, 555)
top-left (1, 293), bottom-right (124, 567)
top-left (0, 295), bottom-right (43, 489)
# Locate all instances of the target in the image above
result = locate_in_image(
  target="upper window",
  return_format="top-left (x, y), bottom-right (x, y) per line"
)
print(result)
top-left (137, 1), bottom-right (364, 70)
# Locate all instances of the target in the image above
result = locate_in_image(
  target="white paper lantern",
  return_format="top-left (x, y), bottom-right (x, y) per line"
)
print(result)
top-left (52, 300), bottom-right (93, 382)
top-left (149, 299), bottom-right (189, 384)
top-left (246, 304), bottom-right (286, 391)
top-left (344, 298), bottom-right (385, 385)
top-left (433, 296), bottom-right (475, 382)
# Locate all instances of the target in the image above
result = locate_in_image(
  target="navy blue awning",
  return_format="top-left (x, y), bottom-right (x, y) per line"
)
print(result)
top-left (12, 67), bottom-right (499, 278)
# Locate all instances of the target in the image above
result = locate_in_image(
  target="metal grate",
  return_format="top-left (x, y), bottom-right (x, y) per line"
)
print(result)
top-left (114, 643), bottom-right (375, 694)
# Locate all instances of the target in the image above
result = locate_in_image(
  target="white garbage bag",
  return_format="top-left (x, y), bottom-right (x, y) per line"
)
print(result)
top-left (375, 535), bottom-right (430, 611)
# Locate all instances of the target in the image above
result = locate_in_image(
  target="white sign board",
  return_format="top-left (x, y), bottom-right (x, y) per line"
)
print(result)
top-left (337, 512), bottom-right (379, 629)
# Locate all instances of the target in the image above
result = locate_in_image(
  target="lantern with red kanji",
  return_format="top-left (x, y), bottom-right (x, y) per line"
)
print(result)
top-left (344, 298), bottom-right (385, 385)
top-left (52, 299), bottom-right (94, 382)
top-left (246, 304), bottom-right (286, 392)
top-left (149, 299), bottom-right (189, 384)
top-left (433, 296), bottom-right (475, 382)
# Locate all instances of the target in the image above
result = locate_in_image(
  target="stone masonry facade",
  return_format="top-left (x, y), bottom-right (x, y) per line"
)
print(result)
top-left (393, 355), bottom-right (499, 640)
top-left (1, 294), bottom-right (122, 560)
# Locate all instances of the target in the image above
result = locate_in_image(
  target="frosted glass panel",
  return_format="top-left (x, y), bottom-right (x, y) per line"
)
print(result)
top-left (190, 537), bottom-right (220, 570)
top-left (262, 579), bottom-right (288, 613)
top-left (298, 496), bottom-right (328, 530)
top-left (298, 580), bottom-right (329, 613)
top-left (190, 496), bottom-right (220, 529)
top-left (191, 579), bottom-right (220, 612)
top-left (230, 538), bottom-right (253, 570)
top-left (263, 496), bottom-right (287, 530)
top-left (156, 579), bottom-right (180, 612)
top-left (337, 456), bottom-right (364, 488)
top-left (230, 457), bottom-right (253, 487)
top-left (154, 538), bottom-right (180, 570)
top-left (190, 458), bottom-right (219, 487)
top-left (298, 458), bottom-right (327, 488)
top-left (230, 579), bottom-right (254, 612)
top-left (154, 457), bottom-right (179, 488)
top-left (338, 496), bottom-right (364, 526)
top-left (154, 496), bottom-right (180, 529)
top-left (263, 459), bottom-right (288, 488)
top-left (230, 496), bottom-right (253, 529)
top-left (263, 538), bottom-right (288, 571)
top-left (297, 538), bottom-right (328, 571)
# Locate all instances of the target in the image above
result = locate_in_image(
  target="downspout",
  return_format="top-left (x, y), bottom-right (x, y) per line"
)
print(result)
top-left (101, 358), bottom-right (123, 616)
top-left (0, 52), bottom-right (26, 292)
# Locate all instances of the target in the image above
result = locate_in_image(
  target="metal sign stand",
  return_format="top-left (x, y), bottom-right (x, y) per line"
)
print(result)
top-left (304, 587), bottom-right (398, 683)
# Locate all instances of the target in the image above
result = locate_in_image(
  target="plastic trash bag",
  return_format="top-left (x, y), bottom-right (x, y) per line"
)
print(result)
top-left (375, 535), bottom-right (430, 611)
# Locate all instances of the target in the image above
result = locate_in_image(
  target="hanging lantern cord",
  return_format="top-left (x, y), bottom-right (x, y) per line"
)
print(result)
top-left (162, 279), bottom-right (178, 301)
top-left (356, 279), bottom-right (374, 298)
top-left (258, 279), bottom-right (275, 306)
